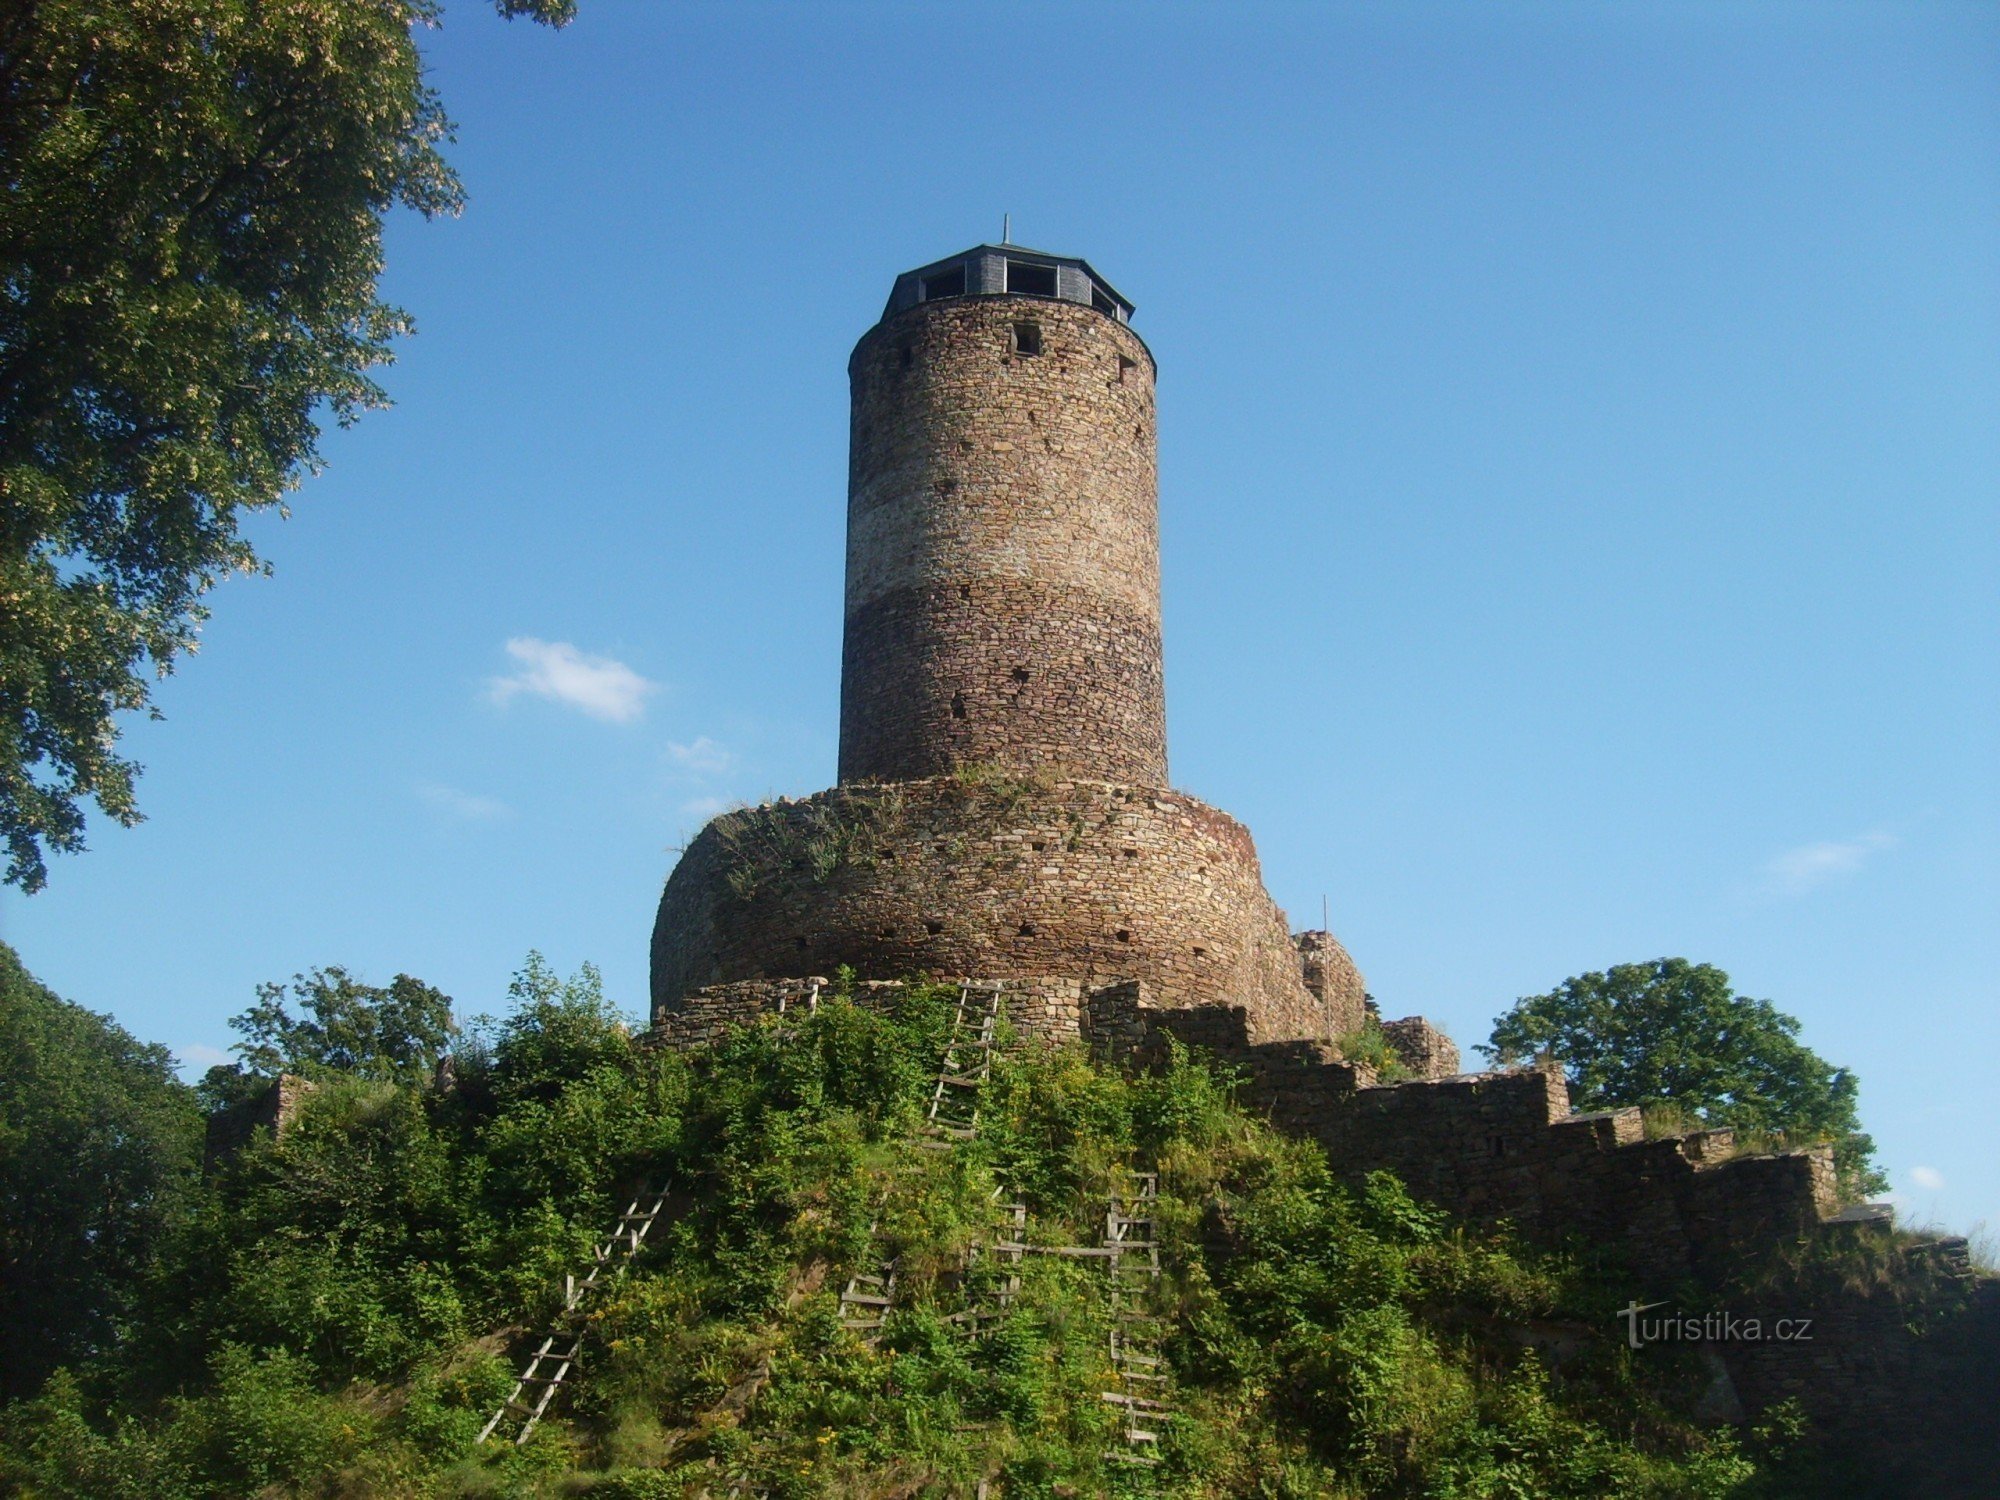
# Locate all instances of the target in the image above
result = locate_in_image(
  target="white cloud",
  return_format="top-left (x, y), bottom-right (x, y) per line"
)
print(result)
top-left (418, 783), bottom-right (510, 821)
top-left (178, 1043), bottom-right (231, 1070)
top-left (667, 736), bottom-right (734, 776)
top-left (487, 637), bottom-right (657, 724)
top-left (1910, 1165), bottom-right (1947, 1192)
top-left (1759, 831), bottom-right (1896, 896)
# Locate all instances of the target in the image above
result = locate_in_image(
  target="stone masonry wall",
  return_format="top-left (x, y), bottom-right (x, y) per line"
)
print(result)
top-left (841, 296), bottom-right (1165, 786)
top-left (202, 1073), bottom-right (317, 1174)
top-left (1293, 929), bottom-right (1368, 1036)
top-left (1379, 1017), bottom-right (1461, 1080)
top-left (649, 777), bottom-right (1327, 1045)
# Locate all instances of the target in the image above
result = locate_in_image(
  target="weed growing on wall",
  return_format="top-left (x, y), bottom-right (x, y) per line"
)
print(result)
top-left (714, 788), bottom-right (909, 901)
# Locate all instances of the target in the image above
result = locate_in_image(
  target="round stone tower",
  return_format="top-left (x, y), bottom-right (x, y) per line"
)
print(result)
top-left (840, 246), bottom-right (1165, 787)
top-left (650, 245), bottom-right (1342, 1050)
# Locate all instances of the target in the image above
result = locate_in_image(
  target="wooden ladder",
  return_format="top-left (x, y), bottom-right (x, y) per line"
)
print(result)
top-left (950, 1188), bottom-right (1028, 1333)
top-left (838, 1219), bottom-right (900, 1344)
top-left (1101, 1171), bottom-right (1171, 1469)
top-left (923, 980), bottom-right (1004, 1144)
top-left (478, 1182), bottom-right (673, 1445)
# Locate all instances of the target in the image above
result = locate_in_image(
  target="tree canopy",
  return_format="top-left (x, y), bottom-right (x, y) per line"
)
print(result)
top-left (0, 0), bottom-right (569, 892)
top-left (199, 964), bottom-right (455, 1107)
top-left (0, 941), bottom-right (202, 1401)
top-left (1482, 957), bottom-right (1884, 1196)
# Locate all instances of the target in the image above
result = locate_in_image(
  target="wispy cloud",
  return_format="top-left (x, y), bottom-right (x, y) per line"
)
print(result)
top-left (178, 1042), bottom-right (231, 1070)
top-left (487, 638), bottom-right (657, 724)
top-left (667, 736), bottom-right (734, 776)
top-left (1910, 1165), bottom-right (1946, 1192)
top-left (418, 783), bottom-right (510, 821)
top-left (1758, 831), bottom-right (1896, 897)
top-left (680, 795), bottom-right (730, 823)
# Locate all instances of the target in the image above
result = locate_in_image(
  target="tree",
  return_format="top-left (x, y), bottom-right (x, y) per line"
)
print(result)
top-left (199, 965), bottom-right (455, 1106)
top-left (1482, 958), bottom-right (1885, 1197)
top-left (0, 0), bottom-right (572, 892)
top-left (0, 941), bottom-right (202, 1400)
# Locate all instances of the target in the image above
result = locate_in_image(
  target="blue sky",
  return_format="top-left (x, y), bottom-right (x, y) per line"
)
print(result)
top-left (5, 1), bottom-right (1995, 1233)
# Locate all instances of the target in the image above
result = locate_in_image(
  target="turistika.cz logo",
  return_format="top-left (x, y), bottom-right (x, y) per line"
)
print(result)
top-left (1617, 1300), bottom-right (1814, 1350)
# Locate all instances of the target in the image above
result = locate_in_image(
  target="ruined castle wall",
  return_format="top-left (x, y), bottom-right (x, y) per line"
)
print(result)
top-left (1378, 1017), bottom-right (1461, 1081)
top-left (1294, 930), bottom-right (1369, 1036)
top-left (642, 977), bottom-right (1999, 1472)
top-left (840, 298), bottom-right (1165, 787)
top-left (649, 778), bottom-right (1326, 1044)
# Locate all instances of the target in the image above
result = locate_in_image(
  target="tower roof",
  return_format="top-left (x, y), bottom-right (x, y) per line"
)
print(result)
top-left (880, 244), bottom-right (1135, 325)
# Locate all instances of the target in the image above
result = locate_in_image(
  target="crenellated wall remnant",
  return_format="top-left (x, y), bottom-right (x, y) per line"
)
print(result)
top-left (643, 972), bottom-right (1999, 1474)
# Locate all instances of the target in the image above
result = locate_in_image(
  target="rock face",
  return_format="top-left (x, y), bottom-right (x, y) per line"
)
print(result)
top-left (650, 244), bottom-right (1353, 1048)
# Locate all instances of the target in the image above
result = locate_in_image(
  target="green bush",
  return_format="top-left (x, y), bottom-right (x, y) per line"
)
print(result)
top-left (1, 957), bottom-right (1765, 1497)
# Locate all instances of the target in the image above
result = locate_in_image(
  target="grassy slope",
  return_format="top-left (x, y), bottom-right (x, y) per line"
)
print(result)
top-left (1, 978), bottom-right (1796, 1498)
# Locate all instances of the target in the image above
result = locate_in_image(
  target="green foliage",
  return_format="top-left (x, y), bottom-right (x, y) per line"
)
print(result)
top-left (1483, 958), bottom-right (1887, 1199)
top-left (0, 942), bottom-right (201, 1401)
top-left (713, 789), bottom-right (908, 899)
top-left (198, 964), bottom-right (455, 1107)
top-left (1335, 1014), bottom-right (1412, 1080)
top-left (1, 960), bottom-right (1767, 1496)
top-left (0, 0), bottom-right (571, 892)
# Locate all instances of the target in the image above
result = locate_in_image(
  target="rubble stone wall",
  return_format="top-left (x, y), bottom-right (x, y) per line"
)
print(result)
top-left (649, 778), bottom-right (1326, 1044)
top-left (841, 296), bottom-right (1164, 786)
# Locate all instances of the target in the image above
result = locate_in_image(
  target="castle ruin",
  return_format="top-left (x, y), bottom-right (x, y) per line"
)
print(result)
top-left (643, 248), bottom-right (1998, 1471)
top-left (651, 243), bottom-right (1388, 1051)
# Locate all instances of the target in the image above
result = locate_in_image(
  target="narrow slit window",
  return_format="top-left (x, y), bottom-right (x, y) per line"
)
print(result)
top-left (1117, 355), bottom-right (1137, 383)
top-left (1007, 260), bottom-right (1058, 297)
top-left (1013, 322), bottom-right (1042, 356)
top-left (950, 691), bottom-right (966, 719)
top-left (899, 343), bottom-right (914, 370)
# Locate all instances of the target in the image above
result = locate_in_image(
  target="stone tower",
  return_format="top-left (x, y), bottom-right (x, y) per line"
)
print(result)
top-left (650, 245), bottom-right (1364, 1045)
top-left (840, 246), bottom-right (1163, 787)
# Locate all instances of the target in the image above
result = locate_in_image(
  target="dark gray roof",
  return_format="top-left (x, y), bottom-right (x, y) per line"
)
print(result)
top-left (881, 244), bottom-right (1135, 324)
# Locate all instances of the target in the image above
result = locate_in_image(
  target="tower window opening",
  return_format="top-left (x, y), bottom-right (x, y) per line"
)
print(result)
top-left (899, 342), bottom-right (914, 370)
top-left (950, 691), bottom-right (966, 719)
top-left (1092, 284), bottom-right (1119, 317)
top-left (1012, 322), bottom-right (1042, 356)
top-left (1118, 355), bottom-right (1137, 383)
top-left (1006, 260), bottom-right (1058, 297)
top-left (921, 265), bottom-right (966, 300)
top-left (1116, 929), bottom-right (1132, 943)
top-left (1011, 666), bottom-right (1030, 683)
top-left (1017, 922), bottom-right (1037, 937)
